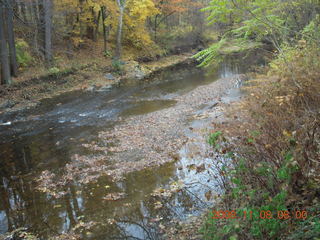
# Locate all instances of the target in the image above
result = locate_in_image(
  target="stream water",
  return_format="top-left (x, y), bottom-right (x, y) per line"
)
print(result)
top-left (0, 53), bottom-right (266, 239)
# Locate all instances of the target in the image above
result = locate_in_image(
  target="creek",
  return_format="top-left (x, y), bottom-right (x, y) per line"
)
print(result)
top-left (0, 53), bottom-right (265, 239)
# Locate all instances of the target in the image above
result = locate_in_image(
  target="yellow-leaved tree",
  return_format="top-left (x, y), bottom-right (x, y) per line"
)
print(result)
top-left (54, 0), bottom-right (159, 59)
top-left (112, 0), bottom-right (159, 59)
top-left (125, 0), bottom-right (159, 50)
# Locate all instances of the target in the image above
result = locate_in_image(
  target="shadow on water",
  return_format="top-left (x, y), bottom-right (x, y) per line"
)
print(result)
top-left (0, 51), bottom-right (267, 239)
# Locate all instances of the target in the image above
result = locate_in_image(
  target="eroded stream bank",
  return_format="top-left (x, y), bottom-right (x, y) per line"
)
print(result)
top-left (0, 52), bottom-right (266, 239)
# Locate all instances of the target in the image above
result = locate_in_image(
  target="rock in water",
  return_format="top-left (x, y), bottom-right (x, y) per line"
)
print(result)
top-left (105, 73), bottom-right (116, 80)
top-left (96, 85), bottom-right (112, 92)
top-left (123, 61), bottom-right (148, 80)
top-left (0, 121), bottom-right (11, 126)
top-left (0, 100), bottom-right (16, 109)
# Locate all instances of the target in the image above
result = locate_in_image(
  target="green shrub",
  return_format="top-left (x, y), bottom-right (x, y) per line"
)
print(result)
top-left (201, 41), bottom-right (320, 239)
top-left (111, 59), bottom-right (124, 73)
top-left (48, 67), bottom-right (60, 75)
top-left (16, 39), bottom-right (33, 67)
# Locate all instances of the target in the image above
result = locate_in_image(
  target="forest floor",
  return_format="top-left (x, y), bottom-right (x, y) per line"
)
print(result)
top-left (0, 51), bottom-right (193, 115)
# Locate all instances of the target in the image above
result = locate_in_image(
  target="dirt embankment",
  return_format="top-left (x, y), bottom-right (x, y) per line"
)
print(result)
top-left (0, 53), bottom-right (193, 115)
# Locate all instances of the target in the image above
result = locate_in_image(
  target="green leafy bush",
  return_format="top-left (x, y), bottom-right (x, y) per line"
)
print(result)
top-left (16, 39), bottom-right (33, 67)
top-left (193, 39), bottom-right (226, 67)
top-left (48, 67), bottom-right (60, 75)
top-left (201, 41), bottom-right (320, 240)
top-left (111, 59), bottom-right (124, 74)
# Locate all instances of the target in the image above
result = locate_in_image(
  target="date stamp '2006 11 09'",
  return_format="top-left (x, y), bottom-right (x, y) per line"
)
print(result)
top-left (212, 210), bottom-right (309, 220)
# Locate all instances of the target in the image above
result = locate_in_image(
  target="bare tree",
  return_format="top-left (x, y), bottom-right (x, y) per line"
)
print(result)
top-left (0, 0), bottom-right (12, 85)
top-left (44, 0), bottom-right (53, 64)
top-left (115, 0), bottom-right (126, 60)
top-left (6, 0), bottom-right (18, 77)
top-left (38, 0), bottom-right (53, 65)
top-left (101, 6), bottom-right (109, 53)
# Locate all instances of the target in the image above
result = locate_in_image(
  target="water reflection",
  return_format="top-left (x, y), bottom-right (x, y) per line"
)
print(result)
top-left (0, 163), bottom-right (174, 239)
top-left (0, 134), bottom-right (222, 239)
top-left (0, 51), bottom-right (267, 239)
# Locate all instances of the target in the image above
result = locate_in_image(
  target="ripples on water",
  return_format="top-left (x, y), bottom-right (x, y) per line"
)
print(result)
top-left (0, 52), bottom-right (266, 239)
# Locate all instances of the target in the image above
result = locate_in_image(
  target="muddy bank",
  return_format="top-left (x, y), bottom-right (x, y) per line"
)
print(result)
top-left (0, 53), bottom-right (193, 115)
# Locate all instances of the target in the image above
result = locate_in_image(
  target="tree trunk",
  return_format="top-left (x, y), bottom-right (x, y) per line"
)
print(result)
top-left (94, 10), bottom-right (101, 42)
top-left (86, 7), bottom-right (95, 40)
top-left (43, 0), bottom-right (52, 64)
top-left (31, 0), bottom-right (41, 57)
top-left (101, 6), bottom-right (108, 53)
top-left (78, 0), bottom-right (84, 39)
top-left (33, 0), bottom-right (40, 22)
top-left (115, 0), bottom-right (125, 60)
top-left (20, 1), bottom-right (27, 22)
top-left (0, 1), bottom-right (11, 85)
top-left (6, 0), bottom-right (18, 77)
top-left (38, 0), bottom-right (45, 59)
top-left (154, 14), bottom-right (158, 41)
